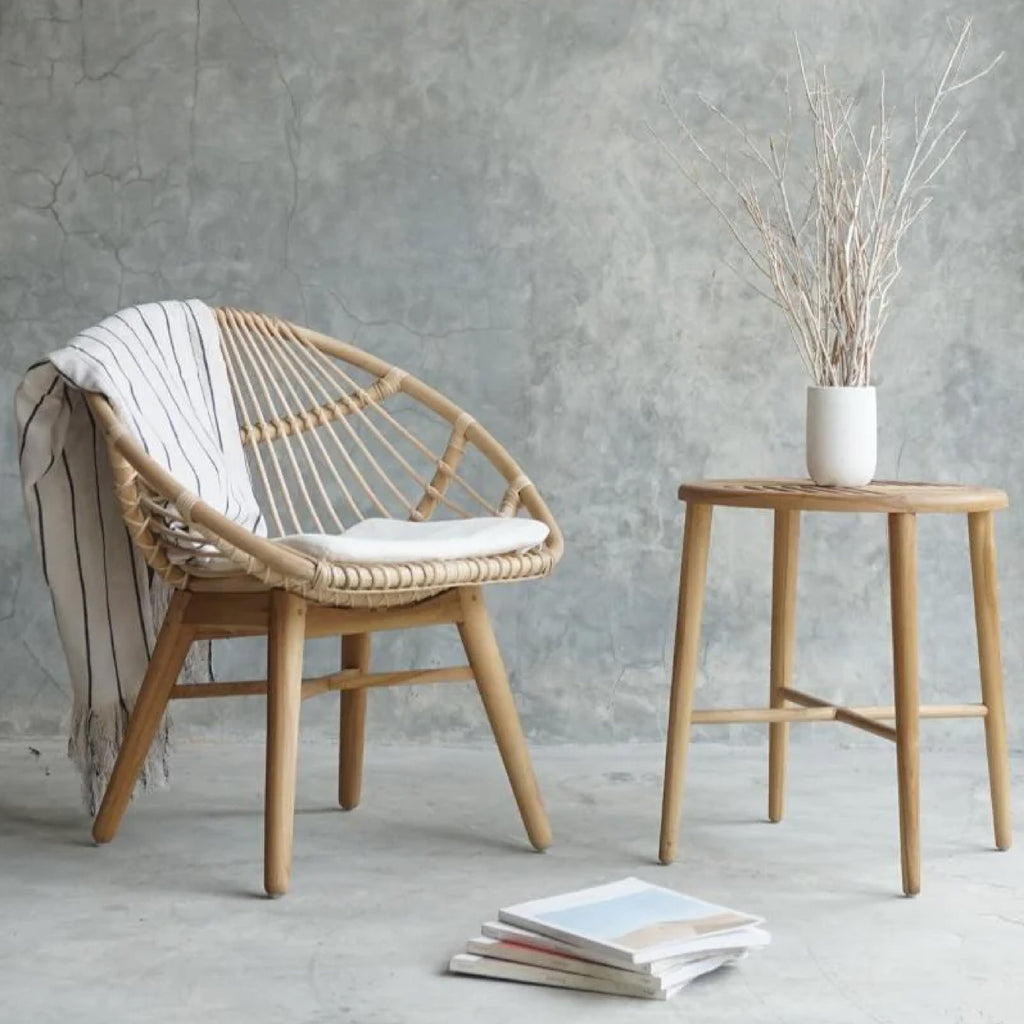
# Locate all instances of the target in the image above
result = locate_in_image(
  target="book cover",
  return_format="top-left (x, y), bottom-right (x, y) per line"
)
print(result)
top-left (461, 941), bottom-right (665, 996)
top-left (498, 877), bottom-right (763, 966)
top-left (480, 919), bottom-right (769, 975)
top-left (464, 936), bottom-right (738, 996)
top-left (448, 953), bottom-right (682, 1000)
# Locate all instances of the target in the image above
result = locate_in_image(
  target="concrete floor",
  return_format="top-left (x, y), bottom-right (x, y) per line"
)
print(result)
top-left (1, 737), bottom-right (1022, 1024)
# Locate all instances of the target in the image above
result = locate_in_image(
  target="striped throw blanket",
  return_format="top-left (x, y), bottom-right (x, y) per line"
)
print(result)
top-left (16, 300), bottom-right (263, 811)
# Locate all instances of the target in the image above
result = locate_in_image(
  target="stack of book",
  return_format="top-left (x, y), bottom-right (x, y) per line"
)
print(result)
top-left (449, 877), bottom-right (769, 1000)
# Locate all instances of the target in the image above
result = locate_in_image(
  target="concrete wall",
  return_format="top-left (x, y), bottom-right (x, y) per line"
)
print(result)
top-left (2, 1), bottom-right (1022, 747)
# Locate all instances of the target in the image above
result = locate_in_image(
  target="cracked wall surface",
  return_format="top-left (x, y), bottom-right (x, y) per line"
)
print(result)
top-left (2, 0), bottom-right (1023, 748)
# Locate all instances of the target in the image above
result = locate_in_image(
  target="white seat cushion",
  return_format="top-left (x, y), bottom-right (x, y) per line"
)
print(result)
top-left (276, 517), bottom-right (550, 565)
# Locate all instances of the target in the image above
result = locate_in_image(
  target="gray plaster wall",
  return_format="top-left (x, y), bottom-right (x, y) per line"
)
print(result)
top-left (2, 1), bottom-right (1022, 748)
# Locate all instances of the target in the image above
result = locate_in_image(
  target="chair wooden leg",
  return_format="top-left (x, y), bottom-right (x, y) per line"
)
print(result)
top-left (888, 513), bottom-right (921, 896)
top-left (769, 509), bottom-right (799, 823)
top-left (659, 502), bottom-right (713, 865)
top-left (968, 511), bottom-right (1012, 851)
top-left (339, 633), bottom-right (371, 810)
top-left (264, 590), bottom-right (306, 897)
top-left (457, 587), bottom-right (551, 851)
top-left (93, 591), bottom-right (193, 843)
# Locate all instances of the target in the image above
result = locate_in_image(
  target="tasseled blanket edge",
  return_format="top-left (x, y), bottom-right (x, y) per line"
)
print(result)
top-left (69, 578), bottom-right (213, 815)
top-left (69, 702), bottom-right (172, 817)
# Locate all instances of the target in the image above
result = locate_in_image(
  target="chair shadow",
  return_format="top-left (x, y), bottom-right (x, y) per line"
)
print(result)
top-left (0, 803), bottom-right (95, 847)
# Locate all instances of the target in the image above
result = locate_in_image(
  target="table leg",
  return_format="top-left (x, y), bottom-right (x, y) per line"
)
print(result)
top-left (659, 502), bottom-right (713, 866)
top-left (968, 510), bottom-right (1012, 851)
top-left (769, 509), bottom-right (800, 823)
top-left (888, 512), bottom-right (921, 896)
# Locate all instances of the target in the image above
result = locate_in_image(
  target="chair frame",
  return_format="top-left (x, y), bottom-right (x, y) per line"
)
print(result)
top-left (87, 308), bottom-right (561, 895)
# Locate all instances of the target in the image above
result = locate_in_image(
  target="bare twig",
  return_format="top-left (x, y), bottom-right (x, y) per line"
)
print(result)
top-left (653, 18), bottom-right (999, 385)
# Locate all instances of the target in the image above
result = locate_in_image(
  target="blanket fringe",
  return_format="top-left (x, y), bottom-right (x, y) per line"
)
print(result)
top-left (70, 577), bottom-right (213, 816)
top-left (69, 702), bottom-right (172, 818)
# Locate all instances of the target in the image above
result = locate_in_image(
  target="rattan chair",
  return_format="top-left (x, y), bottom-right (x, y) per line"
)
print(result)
top-left (88, 307), bottom-right (563, 895)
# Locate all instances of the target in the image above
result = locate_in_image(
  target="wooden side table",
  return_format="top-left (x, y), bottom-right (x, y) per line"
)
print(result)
top-left (658, 479), bottom-right (1012, 895)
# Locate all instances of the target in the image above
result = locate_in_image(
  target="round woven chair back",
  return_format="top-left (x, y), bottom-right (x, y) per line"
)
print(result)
top-left (218, 307), bottom-right (520, 534)
top-left (91, 307), bottom-right (561, 605)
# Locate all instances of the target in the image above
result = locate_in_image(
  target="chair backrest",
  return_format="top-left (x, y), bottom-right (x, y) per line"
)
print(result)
top-left (90, 307), bottom-right (562, 590)
top-left (217, 307), bottom-right (520, 534)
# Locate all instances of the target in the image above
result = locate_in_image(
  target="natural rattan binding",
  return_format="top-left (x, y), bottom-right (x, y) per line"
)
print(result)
top-left (87, 307), bottom-right (562, 895)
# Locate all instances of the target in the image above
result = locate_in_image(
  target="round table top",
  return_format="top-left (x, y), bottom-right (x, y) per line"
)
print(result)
top-left (678, 479), bottom-right (1008, 514)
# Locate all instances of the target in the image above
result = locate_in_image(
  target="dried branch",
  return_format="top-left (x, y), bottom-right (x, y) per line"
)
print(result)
top-left (651, 18), bottom-right (1000, 386)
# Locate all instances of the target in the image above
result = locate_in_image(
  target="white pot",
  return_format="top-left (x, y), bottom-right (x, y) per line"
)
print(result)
top-left (806, 385), bottom-right (877, 487)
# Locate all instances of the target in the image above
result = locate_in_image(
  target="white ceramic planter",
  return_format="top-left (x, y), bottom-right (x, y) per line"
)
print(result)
top-left (806, 385), bottom-right (877, 487)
